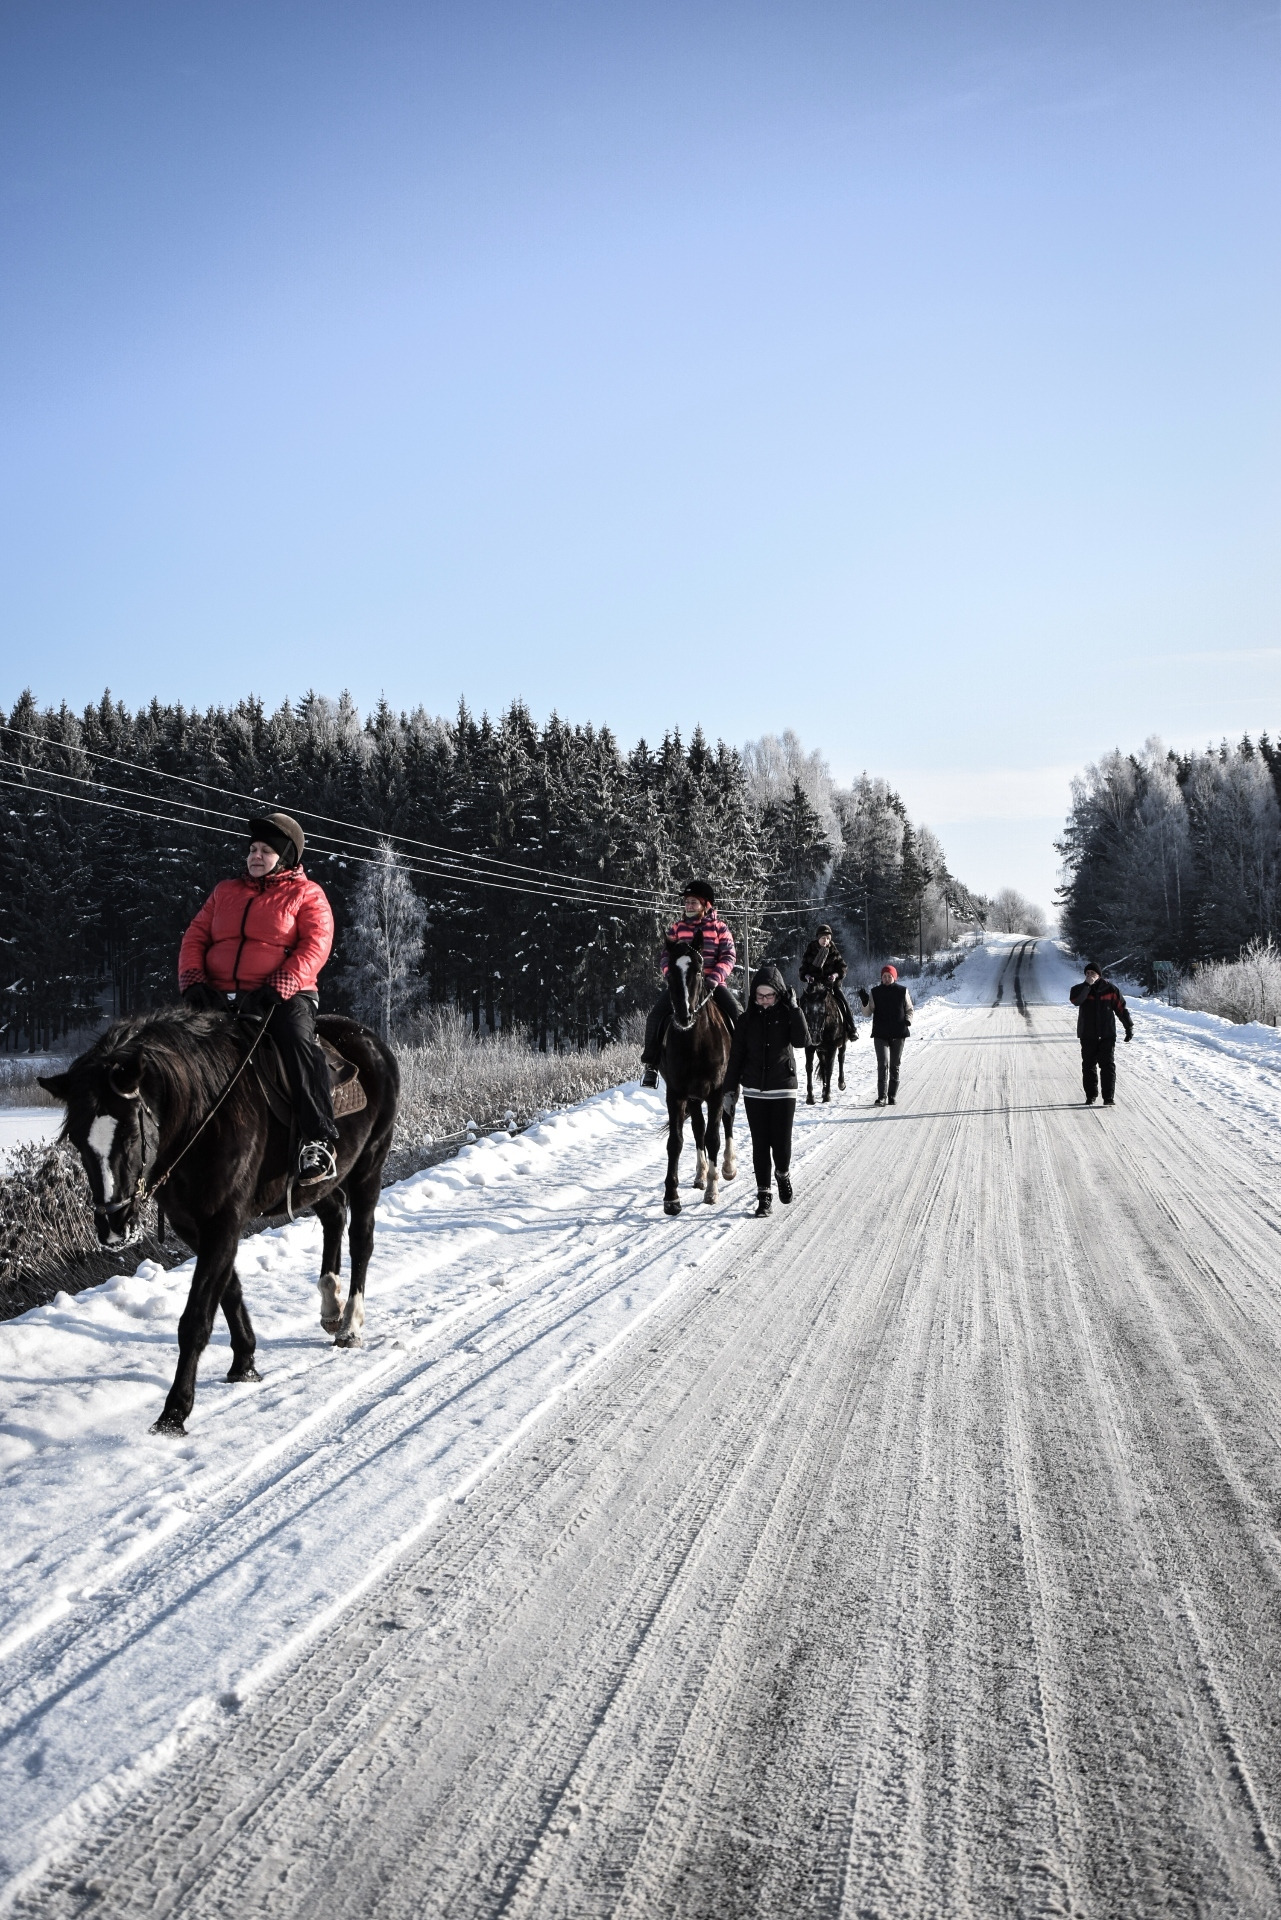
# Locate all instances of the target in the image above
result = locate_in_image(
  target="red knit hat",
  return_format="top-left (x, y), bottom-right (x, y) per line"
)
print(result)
top-left (880, 963), bottom-right (898, 981)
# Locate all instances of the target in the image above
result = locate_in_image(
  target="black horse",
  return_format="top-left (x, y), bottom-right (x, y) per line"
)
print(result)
top-left (802, 983), bottom-right (849, 1104)
top-left (39, 1006), bottom-right (399, 1435)
top-left (658, 939), bottom-right (737, 1214)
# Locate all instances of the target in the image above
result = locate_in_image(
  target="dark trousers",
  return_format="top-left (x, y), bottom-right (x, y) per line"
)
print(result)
top-left (1080, 1035), bottom-right (1116, 1102)
top-left (744, 1096), bottom-right (795, 1190)
top-left (249, 992), bottom-right (338, 1142)
top-left (874, 1036), bottom-right (905, 1100)
top-left (642, 983), bottom-right (741, 1066)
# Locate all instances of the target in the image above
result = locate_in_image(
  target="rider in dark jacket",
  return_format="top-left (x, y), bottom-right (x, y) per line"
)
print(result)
top-left (1069, 962), bottom-right (1133, 1105)
top-left (724, 963), bottom-right (811, 1217)
top-left (799, 924), bottom-right (858, 1039)
top-left (857, 964), bottom-right (913, 1106)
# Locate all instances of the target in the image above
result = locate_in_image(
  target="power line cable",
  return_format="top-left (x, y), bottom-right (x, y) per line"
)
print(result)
top-left (0, 730), bottom-right (832, 913)
top-left (0, 722), bottom-right (671, 906)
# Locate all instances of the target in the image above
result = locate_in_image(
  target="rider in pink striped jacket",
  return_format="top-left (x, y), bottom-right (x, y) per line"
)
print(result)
top-left (640, 879), bottom-right (741, 1087)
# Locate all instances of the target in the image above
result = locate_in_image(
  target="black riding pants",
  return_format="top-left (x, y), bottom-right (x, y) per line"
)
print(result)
top-left (874, 1036), bottom-right (905, 1100)
top-left (744, 1095), bottom-right (795, 1190)
top-left (1080, 1035), bottom-right (1116, 1102)
top-left (256, 992), bottom-right (338, 1142)
top-left (642, 982), bottom-right (741, 1066)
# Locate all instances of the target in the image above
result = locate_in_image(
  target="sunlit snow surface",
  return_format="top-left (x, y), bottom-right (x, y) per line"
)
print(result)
top-left (5, 939), bottom-right (1281, 1901)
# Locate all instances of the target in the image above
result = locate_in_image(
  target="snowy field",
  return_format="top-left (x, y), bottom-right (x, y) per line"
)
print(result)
top-left (0, 1108), bottom-right (63, 1170)
top-left (7, 938), bottom-right (1281, 1916)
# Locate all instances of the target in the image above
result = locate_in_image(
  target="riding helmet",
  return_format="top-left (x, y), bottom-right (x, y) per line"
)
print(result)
top-left (682, 878), bottom-right (715, 906)
top-left (248, 811), bottom-right (305, 868)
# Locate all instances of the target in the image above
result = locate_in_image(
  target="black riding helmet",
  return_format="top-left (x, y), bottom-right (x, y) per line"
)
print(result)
top-left (682, 878), bottom-right (715, 907)
top-left (247, 811), bottom-right (305, 869)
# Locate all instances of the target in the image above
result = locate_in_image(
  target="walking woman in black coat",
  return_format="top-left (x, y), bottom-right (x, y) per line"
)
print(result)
top-left (724, 964), bottom-right (812, 1217)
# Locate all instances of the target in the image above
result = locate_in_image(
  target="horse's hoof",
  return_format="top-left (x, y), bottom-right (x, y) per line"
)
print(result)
top-left (320, 1316), bottom-right (342, 1334)
top-left (150, 1410), bottom-right (187, 1437)
top-left (806, 1094), bottom-right (815, 1105)
top-left (664, 1197), bottom-right (682, 1216)
top-left (333, 1330), bottom-right (364, 1349)
top-left (822, 1092), bottom-right (831, 1104)
top-left (703, 1183), bottom-right (718, 1206)
top-left (226, 1360), bottom-right (261, 1384)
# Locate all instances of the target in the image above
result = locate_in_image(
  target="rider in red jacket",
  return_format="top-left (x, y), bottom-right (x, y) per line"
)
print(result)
top-left (179, 812), bottom-right (339, 1180)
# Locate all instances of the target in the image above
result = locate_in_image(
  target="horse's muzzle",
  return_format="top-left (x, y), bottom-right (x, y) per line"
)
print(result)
top-left (94, 1198), bottom-right (139, 1247)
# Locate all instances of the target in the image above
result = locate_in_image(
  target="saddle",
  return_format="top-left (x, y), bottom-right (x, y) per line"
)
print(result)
top-left (252, 1031), bottom-right (367, 1127)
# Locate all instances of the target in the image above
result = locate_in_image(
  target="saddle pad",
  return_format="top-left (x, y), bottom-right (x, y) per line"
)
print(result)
top-left (253, 1033), bottom-right (367, 1122)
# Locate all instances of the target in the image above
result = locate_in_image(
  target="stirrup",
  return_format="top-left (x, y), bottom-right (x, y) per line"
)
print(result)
top-left (641, 1067), bottom-right (659, 1089)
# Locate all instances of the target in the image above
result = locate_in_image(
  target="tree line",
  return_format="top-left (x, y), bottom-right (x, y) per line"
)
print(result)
top-left (1057, 734), bottom-right (1281, 984)
top-left (0, 692), bottom-right (987, 1051)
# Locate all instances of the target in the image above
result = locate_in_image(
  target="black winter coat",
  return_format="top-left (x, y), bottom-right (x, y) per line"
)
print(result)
top-left (725, 981), bottom-right (811, 1095)
top-left (800, 939), bottom-right (847, 987)
top-left (859, 981), bottom-right (911, 1039)
top-left (1069, 977), bottom-right (1133, 1043)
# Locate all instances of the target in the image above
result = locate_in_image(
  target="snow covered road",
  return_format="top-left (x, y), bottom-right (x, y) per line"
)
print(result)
top-left (9, 940), bottom-right (1281, 1916)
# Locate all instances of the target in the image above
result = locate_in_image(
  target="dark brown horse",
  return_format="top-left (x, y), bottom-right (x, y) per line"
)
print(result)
top-left (39, 1006), bottom-right (398, 1435)
top-left (658, 939), bottom-right (737, 1214)
top-left (802, 982), bottom-right (849, 1103)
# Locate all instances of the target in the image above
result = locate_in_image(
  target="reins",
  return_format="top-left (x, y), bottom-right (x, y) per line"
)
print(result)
top-left (135, 1006), bottom-right (276, 1206)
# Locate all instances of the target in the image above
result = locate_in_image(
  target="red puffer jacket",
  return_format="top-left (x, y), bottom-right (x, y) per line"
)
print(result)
top-left (178, 868), bottom-right (334, 999)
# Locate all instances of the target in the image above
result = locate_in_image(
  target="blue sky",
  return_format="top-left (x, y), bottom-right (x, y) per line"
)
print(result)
top-left (2, 1), bottom-right (1277, 911)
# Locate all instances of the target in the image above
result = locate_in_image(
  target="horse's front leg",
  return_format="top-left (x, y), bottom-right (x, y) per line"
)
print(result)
top-left (822, 1045), bottom-right (834, 1103)
top-left (690, 1101), bottom-right (709, 1190)
top-left (838, 1040), bottom-right (847, 1091)
top-left (806, 1047), bottom-right (816, 1104)
top-left (221, 1269), bottom-right (261, 1384)
top-left (335, 1165), bottom-right (379, 1347)
top-left (153, 1212), bottom-right (240, 1435)
top-left (314, 1188), bottom-right (349, 1333)
top-left (664, 1096), bottom-right (686, 1215)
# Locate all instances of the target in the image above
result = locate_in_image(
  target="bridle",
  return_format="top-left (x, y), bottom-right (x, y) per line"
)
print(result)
top-left (92, 1007), bottom-right (276, 1223)
top-left (668, 961), bottom-right (714, 1033)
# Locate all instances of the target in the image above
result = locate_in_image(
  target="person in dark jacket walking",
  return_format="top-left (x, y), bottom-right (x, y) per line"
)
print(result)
top-left (857, 963), bottom-right (913, 1106)
top-left (640, 880), bottom-right (740, 1087)
top-left (1069, 961), bottom-right (1133, 1105)
top-left (723, 963), bottom-right (811, 1216)
top-left (799, 924), bottom-right (858, 1040)
top-left (179, 812), bottom-right (340, 1181)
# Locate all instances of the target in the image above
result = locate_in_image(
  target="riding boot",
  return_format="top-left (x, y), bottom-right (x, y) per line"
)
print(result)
top-left (641, 991), bottom-right (672, 1069)
top-left (753, 1188), bottom-right (772, 1217)
top-left (833, 985), bottom-right (857, 1040)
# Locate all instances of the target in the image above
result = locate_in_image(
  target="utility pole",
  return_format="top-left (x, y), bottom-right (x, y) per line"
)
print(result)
top-left (918, 896), bottom-right (924, 969)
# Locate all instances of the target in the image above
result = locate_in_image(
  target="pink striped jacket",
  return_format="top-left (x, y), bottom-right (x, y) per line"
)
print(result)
top-left (660, 911), bottom-right (737, 989)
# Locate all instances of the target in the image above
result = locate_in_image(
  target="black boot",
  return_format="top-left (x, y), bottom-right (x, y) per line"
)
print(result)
top-left (776, 1171), bottom-right (793, 1204)
top-left (641, 1067), bottom-right (659, 1089)
top-left (753, 1188), bottom-right (772, 1217)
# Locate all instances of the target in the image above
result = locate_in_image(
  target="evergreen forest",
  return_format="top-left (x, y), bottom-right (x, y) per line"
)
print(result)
top-left (1057, 735), bottom-right (1281, 984)
top-left (0, 691), bottom-right (986, 1052)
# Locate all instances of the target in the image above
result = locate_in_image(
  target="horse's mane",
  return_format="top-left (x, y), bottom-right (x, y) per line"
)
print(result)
top-left (78, 1006), bottom-right (244, 1116)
